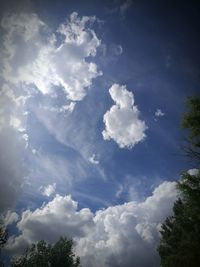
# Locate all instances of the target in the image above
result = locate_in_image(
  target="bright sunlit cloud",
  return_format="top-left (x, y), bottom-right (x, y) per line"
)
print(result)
top-left (102, 84), bottom-right (147, 148)
top-left (5, 181), bottom-right (177, 267)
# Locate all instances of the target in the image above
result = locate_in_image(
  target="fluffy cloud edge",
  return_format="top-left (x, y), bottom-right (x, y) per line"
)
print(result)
top-left (102, 84), bottom-right (147, 149)
top-left (5, 181), bottom-right (177, 267)
top-left (1, 11), bottom-right (102, 102)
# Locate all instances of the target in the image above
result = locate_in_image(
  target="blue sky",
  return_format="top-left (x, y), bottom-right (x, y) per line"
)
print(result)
top-left (0, 1), bottom-right (199, 266)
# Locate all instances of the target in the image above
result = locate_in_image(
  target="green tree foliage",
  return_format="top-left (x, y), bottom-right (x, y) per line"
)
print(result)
top-left (182, 96), bottom-right (200, 162)
top-left (158, 96), bottom-right (200, 267)
top-left (12, 237), bottom-right (81, 267)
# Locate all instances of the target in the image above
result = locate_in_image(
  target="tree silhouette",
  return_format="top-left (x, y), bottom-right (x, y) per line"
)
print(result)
top-left (182, 96), bottom-right (200, 162)
top-left (0, 220), bottom-right (8, 267)
top-left (158, 171), bottom-right (200, 267)
top-left (158, 96), bottom-right (200, 267)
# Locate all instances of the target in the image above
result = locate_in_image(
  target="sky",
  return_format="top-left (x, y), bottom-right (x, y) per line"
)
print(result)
top-left (0, 0), bottom-right (200, 266)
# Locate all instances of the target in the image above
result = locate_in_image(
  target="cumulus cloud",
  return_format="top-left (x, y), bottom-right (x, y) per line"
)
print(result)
top-left (6, 181), bottom-right (177, 267)
top-left (102, 84), bottom-right (147, 148)
top-left (5, 195), bottom-right (94, 254)
top-left (76, 181), bottom-right (177, 267)
top-left (40, 183), bottom-right (56, 197)
top-left (1, 12), bottom-right (102, 102)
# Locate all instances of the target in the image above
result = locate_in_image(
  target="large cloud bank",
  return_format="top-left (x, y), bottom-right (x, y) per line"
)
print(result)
top-left (102, 84), bottom-right (147, 148)
top-left (0, 11), bottom-right (102, 211)
top-left (6, 181), bottom-right (177, 267)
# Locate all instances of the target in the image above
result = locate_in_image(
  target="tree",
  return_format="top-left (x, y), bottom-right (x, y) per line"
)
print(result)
top-left (0, 224), bottom-right (8, 251)
top-left (0, 220), bottom-right (8, 267)
top-left (12, 237), bottom-right (81, 267)
top-left (158, 171), bottom-right (200, 267)
top-left (158, 96), bottom-right (200, 267)
top-left (182, 96), bottom-right (200, 162)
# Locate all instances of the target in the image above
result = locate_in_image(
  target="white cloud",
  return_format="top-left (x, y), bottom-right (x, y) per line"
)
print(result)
top-left (40, 183), bottom-right (56, 197)
top-left (89, 154), bottom-right (99, 165)
top-left (6, 181), bottom-right (177, 267)
top-left (0, 12), bottom-right (103, 212)
top-left (1, 13), bottom-right (46, 85)
top-left (77, 181), bottom-right (177, 267)
top-left (5, 194), bottom-right (94, 254)
top-left (1, 12), bottom-right (102, 102)
top-left (155, 109), bottom-right (165, 117)
top-left (102, 84), bottom-right (147, 148)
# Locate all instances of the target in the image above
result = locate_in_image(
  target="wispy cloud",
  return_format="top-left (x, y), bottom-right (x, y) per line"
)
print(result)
top-left (40, 183), bottom-right (56, 197)
top-left (155, 109), bottom-right (165, 117)
top-left (89, 153), bottom-right (99, 165)
top-left (0, 11), bottom-right (104, 212)
top-left (120, 0), bottom-right (133, 17)
top-left (107, 0), bottom-right (133, 18)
